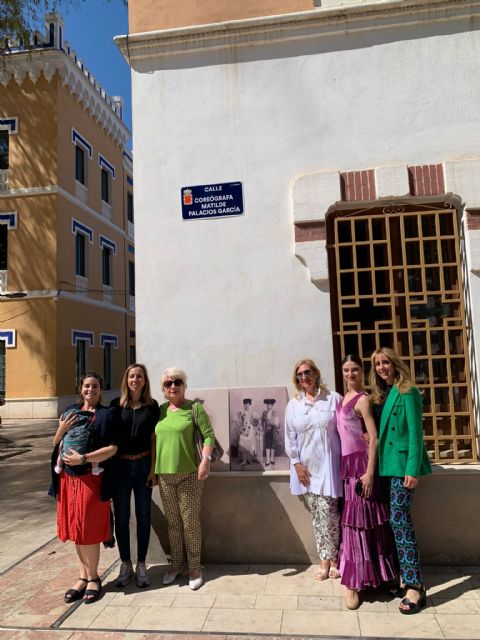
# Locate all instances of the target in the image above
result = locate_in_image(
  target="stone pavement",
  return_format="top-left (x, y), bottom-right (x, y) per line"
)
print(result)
top-left (1, 419), bottom-right (480, 640)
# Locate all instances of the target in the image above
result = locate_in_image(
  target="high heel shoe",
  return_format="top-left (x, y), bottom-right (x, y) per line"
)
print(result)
top-left (399, 584), bottom-right (426, 615)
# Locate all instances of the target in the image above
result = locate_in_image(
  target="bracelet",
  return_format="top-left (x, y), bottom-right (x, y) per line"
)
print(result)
top-left (82, 454), bottom-right (87, 464)
top-left (202, 455), bottom-right (212, 462)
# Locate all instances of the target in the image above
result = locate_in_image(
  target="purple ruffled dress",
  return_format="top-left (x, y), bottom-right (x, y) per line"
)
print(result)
top-left (337, 392), bottom-right (397, 590)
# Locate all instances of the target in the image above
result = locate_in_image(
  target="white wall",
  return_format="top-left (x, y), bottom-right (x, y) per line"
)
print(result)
top-left (130, 10), bottom-right (480, 393)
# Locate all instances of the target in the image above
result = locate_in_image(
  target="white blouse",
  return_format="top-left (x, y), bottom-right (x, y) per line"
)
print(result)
top-left (285, 390), bottom-right (343, 498)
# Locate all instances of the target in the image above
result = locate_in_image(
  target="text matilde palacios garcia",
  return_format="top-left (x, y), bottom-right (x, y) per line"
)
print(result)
top-left (188, 185), bottom-right (240, 217)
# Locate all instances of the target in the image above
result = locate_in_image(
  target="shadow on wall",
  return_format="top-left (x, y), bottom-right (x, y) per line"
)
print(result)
top-left (147, 475), bottom-right (317, 565)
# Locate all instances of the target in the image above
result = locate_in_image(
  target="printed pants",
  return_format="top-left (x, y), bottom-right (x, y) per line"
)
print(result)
top-left (305, 493), bottom-right (340, 561)
top-left (389, 477), bottom-right (422, 585)
top-left (158, 472), bottom-right (204, 571)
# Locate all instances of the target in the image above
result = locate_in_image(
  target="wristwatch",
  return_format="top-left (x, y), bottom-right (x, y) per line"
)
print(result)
top-left (202, 454), bottom-right (212, 462)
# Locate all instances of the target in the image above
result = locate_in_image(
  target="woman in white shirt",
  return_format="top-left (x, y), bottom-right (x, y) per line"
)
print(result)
top-left (285, 359), bottom-right (343, 580)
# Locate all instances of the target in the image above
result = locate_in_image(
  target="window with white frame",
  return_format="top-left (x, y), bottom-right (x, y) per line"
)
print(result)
top-left (75, 232), bottom-right (87, 277)
top-left (102, 245), bottom-right (112, 286)
top-left (127, 192), bottom-right (134, 223)
top-left (103, 342), bottom-right (112, 390)
top-left (75, 145), bottom-right (86, 185)
top-left (128, 261), bottom-right (135, 296)
top-left (0, 131), bottom-right (8, 171)
top-left (0, 225), bottom-right (7, 271)
top-left (101, 168), bottom-right (111, 204)
top-left (75, 340), bottom-right (87, 389)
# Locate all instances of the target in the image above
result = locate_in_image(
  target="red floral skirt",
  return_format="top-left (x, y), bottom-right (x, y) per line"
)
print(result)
top-left (57, 471), bottom-right (110, 545)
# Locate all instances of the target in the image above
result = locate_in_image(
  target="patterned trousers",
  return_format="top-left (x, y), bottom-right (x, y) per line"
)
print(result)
top-left (158, 472), bottom-right (204, 571)
top-left (389, 477), bottom-right (422, 585)
top-left (305, 493), bottom-right (340, 561)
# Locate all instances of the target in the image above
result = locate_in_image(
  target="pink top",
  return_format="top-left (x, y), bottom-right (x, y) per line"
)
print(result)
top-left (336, 392), bottom-right (369, 457)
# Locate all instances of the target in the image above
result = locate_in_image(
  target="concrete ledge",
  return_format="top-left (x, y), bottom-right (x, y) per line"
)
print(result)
top-left (145, 466), bottom-right (480, 565)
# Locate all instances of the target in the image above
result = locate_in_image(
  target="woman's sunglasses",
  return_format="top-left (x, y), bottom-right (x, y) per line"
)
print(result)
top-left (296, 369), bottom-right (313, 380)
top-left (164, 379), bottom-right (183, 388)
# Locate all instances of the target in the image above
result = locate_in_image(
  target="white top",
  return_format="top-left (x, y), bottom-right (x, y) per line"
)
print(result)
top-left (285, 390), bottom-right (343, 497)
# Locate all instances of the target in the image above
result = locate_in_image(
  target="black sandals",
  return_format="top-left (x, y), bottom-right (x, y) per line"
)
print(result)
top-left (64, 577), bottom-right (88, 604)
top-left (83, 577), bottom-right (102, 604)
top-left (399, 584), bottom-right (426, 614)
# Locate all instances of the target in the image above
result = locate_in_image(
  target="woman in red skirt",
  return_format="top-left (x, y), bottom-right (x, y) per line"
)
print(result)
top-left (51, 372), bottom-right (117, 604)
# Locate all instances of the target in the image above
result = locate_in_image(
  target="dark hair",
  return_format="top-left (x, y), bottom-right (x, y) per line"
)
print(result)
top-left (341, 354), bottom-right (363, 368)
top-left (78, 372), bottom-right (103, 401)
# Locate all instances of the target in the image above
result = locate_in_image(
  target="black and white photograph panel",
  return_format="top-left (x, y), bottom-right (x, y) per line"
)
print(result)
top-left (229, 387), bottom-right (289, 471)
top-left (188, 387), bottom-right (230, 471)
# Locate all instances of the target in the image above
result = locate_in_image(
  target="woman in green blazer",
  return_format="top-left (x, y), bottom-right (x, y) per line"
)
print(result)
top-left (370, 347), bottom-right (431, 615)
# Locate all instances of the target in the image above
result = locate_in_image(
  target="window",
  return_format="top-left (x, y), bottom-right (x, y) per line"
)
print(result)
top-left (129, 345), bottom-right (136, 365)
top-left (103, 342), bottom-right (112, 391)
top-left (102, 246), bottom-right (112, 286)
top-left (127, 192), bottom-right (134, 223)
top-left (328, 203), bottom-right (476, 463)
top-left (0, 225), bottom-right (7, 270)
top-left (128, 261), bottom-right (135, 296)
top-left (75, 340), bottom-right (86, 389)
top-left (75, 145), bottom-right (85, 184)
top-left (75, 233), bottom-right (86, 277)
top-left (0, 132), bottom-right (8, 170)
top-left (101, 168), bottom-right (110, 204)
top-left (0, 341), bottom-right (5, 396)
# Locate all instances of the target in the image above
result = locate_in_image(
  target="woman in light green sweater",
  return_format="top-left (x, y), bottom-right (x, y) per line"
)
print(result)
top-left (154, 367), bottom-right (215, 591)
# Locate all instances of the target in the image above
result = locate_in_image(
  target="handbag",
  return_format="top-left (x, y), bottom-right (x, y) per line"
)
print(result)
top-left (191, 402), bottom-right (224, 463)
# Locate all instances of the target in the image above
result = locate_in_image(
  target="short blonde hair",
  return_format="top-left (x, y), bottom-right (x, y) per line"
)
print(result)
top-left (369, 347), bottom-right (413, 404)
top-left (292, 358), bottom-right (328, 399)
top-left (161, 367), bottom-right (187, 398)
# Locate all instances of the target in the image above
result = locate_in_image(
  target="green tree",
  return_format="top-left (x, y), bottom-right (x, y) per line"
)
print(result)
top-left (0, 2), bottom-right (74, 48)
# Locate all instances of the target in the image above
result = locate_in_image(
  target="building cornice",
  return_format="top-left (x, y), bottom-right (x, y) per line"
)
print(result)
top-left (0, 48), bottom-right (130, 146)
top-left (115, 0), bottom-right (480, 63)
top-left (0, 184), bottom-right (130, 239)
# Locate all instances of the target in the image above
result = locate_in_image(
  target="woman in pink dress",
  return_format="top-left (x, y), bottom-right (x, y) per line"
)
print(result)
top-left (337, 355), bottom-right (397, 610)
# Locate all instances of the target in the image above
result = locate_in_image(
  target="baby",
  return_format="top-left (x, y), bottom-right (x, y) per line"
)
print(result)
top-left (54, 408), bottom-right (103, 475)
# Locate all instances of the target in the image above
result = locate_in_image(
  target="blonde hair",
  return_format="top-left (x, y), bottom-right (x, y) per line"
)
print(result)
top-left (161, 367), bottom-right (187, 398)
top-left (369, 347), bottom-right (414, 404)
top-left (292, 358), bottom-right (328, 399)
top-left (119, 363), bottom-right (154, 408)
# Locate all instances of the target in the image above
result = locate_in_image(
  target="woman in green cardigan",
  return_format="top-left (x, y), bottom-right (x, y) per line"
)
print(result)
top-left (369, 348), bottom-right (431, 615)
top-left (154, 367), bottom-right (215, 591)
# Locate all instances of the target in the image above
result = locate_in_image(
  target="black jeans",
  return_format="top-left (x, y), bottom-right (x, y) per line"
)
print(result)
top-left (112, 456), bottom-right (152, 563)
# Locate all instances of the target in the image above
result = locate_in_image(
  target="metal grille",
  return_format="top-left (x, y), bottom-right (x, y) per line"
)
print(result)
top-left (328, 203), bottom-right (477, 463)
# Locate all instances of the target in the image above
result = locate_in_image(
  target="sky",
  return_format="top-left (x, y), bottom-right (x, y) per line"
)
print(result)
top-left (49, 0), bottom-right (132, 143)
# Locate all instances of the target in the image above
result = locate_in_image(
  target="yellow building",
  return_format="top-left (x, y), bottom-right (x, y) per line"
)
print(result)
top-left (0, 13), bottom-right (135, 417)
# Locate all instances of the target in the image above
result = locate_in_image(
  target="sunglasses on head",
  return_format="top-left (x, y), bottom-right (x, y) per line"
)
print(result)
top-left (164, 378), bottom-right (183, 388)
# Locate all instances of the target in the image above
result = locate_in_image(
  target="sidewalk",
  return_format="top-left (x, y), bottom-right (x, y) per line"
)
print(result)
top-left (1, 419), bottom-right (480, 640)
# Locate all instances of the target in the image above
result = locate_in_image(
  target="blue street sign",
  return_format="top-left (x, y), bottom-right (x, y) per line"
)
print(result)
top-left (181, 182), bottom-right (244, 220)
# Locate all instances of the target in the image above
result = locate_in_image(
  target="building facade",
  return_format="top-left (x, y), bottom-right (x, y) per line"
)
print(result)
top-left (117, 0), bottom-right (480, 562)
top-left (0, 14), bottom-right (135, 418)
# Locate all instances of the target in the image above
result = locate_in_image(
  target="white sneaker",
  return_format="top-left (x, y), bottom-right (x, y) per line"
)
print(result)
top-left (189, 571), bottom-right (203, 590)
top-left (115, 561), bottom-right (134, 587)
top-left (135, 562), bottom-right (151, 588)
top-left (163, 568), bottom-right (181, 585)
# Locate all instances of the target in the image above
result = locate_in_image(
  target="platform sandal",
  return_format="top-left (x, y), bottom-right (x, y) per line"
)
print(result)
top-left (83, 577), bottom-right (102, 604)
top-left (399, 584), bottom-right (426, 615)
top-left (64, 577), bottom-right (88, 603)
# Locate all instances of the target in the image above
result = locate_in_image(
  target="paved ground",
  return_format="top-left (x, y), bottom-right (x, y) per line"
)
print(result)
top-left (1, 418), bottom-right (480, 640)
